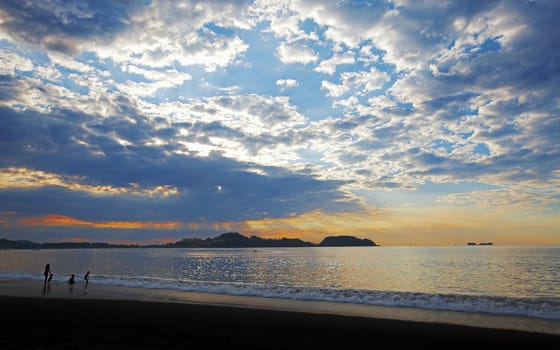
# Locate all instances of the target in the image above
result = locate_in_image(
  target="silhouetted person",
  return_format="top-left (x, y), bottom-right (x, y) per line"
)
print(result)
top-left (42, 267), bottom-right (53, 296)
top-left (43, 264), bottom-right (51, 283)
top-left (68, 274), bottom-right (75, 285)
top-left (84, 270), bottom-right (90, 287)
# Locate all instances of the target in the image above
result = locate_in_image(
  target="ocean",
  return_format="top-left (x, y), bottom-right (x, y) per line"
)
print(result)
top-left (1, 246), bottom-right (559, 320)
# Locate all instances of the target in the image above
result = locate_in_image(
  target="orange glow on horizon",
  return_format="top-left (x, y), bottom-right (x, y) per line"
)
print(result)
top-left (63, 237), bottom-right (89, 243)
top-left (19, 214), bottom-right (182, 230)
top-left (56, 237), bottom-right (180, 246)
top-left (211, 207), bottom-right (560, 246)
top-left (11, 208), bottom-right (560, 246)
top-left (106, 238), bottom-right (177, 246)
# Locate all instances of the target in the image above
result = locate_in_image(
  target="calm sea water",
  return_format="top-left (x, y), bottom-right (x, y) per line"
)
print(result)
top-left (1, 246), bottom-right (559, 319)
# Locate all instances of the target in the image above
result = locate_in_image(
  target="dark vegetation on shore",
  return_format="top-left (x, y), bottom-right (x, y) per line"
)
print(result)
top-left (0, 232), bottom-right (377, 249)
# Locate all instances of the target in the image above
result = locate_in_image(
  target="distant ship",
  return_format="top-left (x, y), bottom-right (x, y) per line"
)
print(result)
top-left (467, 242), bottom-right (494, 246)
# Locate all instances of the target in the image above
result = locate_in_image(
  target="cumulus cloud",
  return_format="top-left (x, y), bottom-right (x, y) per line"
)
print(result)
top-left (0, 0), bottom-right (136, 54)
top-left (0, 92), bottom-right (362, 226)
top-left (0, 167), bottom-right (180, 198)
top-left (117, 66), bottom-right (192, 97)
top-left (1, 0), bottom-right (559, 243)
top-left (439, 182), bottom-right (560, 212)
top-left (91, 1), bottom-right (252, 72)
top-left (276, 42), bottom-right (318, 64)
top-left (276, 79), bottom-right (299, 88)
top-left (0, 49), bottom-right (33, 76)
top-left (314, 51), bottom-right (355, 75)
top-left (321, 67), bottom-right (390, 98)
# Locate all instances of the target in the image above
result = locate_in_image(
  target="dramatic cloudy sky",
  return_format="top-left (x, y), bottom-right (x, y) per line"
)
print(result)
top-left (1, 0), bottom-right (559, 245)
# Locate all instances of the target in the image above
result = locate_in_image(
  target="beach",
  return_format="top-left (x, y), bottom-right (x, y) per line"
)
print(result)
top-left (1, 279), bottom-right (558, 349)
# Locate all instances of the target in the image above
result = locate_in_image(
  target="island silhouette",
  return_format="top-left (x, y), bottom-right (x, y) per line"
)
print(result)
top-left (0, 232), bottom-right (378, 249)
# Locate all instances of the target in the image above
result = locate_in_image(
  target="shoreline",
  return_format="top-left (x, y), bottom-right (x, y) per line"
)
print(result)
top-left (1, 278), bottom-right (560, 335)
top-left (1, 278), bottom-right (560, 348)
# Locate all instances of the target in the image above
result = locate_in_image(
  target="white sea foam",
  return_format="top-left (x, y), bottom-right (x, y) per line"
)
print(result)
top-left (3, 246), bottom-right (559, 322)
top-left (2, 272), bottom-right (559, 320)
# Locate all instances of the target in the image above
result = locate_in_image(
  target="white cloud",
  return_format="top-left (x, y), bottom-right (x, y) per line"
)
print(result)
top-left (332, 96), bottom-right (359, 110)
top-left (276, 79), bottom-right (299, 88)
top-left (358, 45), bottom-right (379, 66)
top-left (2, 0), bottom-right (559, 205)
top-left (314, 51), bottom-right (355, 75)
top-left (33, 65), bottom-right (63, 82)
top-left (91, 1), bottom-right (251, 72)
top-left (439, 183), bottom-right (560, 211)
top-left (265, 8), bottom-right (318, 43)
top-left (252, 0), bottom-right (320, 43)
top-left (95, 29), bottom-right (249, 72)
top-left (367, 95), bottom-right (396, 109)
top-left (322, 67), bottom-right (390, 98)
top-left (0, 49), bottom-right (33, 76)
top-left (321, 80), bottom-right (346, 98)
top-left (125, 65), bottom-right (191, 82)
top-left (276, 42), bottom-right (318, 64)
top-left (0, 167), bottom-right (180, 198)
top-left (117, 66), bottom-right (192, 97)
top-left (286, 1), bottom-right (385, 48)
top-left (47, 52), bottom-right (94, 73)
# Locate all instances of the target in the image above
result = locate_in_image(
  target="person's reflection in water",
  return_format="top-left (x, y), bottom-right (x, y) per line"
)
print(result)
top-left (42, 276), bottom-right (53, 296)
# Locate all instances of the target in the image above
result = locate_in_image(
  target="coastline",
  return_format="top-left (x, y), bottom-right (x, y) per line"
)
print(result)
top-left (1, 278), bottom-right (559, 349)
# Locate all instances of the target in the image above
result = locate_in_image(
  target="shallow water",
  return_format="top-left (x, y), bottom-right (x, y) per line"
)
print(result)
top-left (1, 246), bottom-right (559, 319)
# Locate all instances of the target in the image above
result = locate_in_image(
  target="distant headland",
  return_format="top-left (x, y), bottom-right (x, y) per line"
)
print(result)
top-left (0, 232), bottom-right (378, 249)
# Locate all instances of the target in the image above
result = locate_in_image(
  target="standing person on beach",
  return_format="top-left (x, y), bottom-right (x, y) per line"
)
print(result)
top-left (84, 270), bottom-right (90, 287)
top-left (43, 264), bottom-right (51, 283)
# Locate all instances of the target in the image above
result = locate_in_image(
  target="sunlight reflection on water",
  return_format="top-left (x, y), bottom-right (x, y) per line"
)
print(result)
top-left (1, 246), bottom-right (559, 299)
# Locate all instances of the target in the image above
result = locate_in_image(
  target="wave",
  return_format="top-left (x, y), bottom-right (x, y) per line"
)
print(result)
top-left (2, 272), bottom-right (559, 320)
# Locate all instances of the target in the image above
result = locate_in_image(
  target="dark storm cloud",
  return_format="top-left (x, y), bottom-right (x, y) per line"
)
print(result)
top-left (422, 92), bottom-right (479, 111)
top-left (0, 75), bottom-right (22, 101)
top-left (407, 145), bottom-right (560, 185)
top-left (477, 123), bottom-right (520, 139)
top-left (0, 0), bottom-right (142, 54)
top-left (190, 121), bottom-right (246, 141)
top-left (367, 0), bottom-right (560, 192)
top-left (0, 103), bottom-right (361, 224)
top-left (329, 120), bottom-right (358, 131)
top-left (0, 162), bottom-right (359, 223)
top-left (393, 0), bottom-right (560, 99)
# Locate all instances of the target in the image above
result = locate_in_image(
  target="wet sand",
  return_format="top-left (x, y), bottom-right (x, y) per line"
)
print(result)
top-left (1, 279), bottom-right (558, 349)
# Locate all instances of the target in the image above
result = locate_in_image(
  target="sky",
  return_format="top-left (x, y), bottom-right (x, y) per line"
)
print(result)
top-left (0, 0), bottom-right (559, 246)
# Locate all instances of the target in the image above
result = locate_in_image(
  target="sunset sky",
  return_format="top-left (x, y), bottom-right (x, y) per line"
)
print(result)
top-left (0, 0), bottom-right (558, 246)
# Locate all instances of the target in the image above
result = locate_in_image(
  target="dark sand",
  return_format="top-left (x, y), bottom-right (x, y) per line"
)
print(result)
top-left (1, 280), bottom-right (558, 349)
